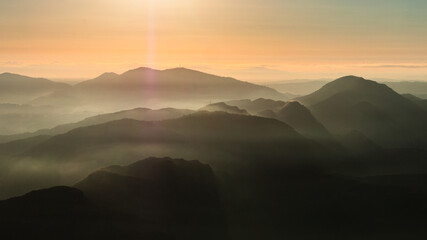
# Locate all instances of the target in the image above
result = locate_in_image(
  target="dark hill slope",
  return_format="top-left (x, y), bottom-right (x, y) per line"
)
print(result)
top-left (298, 76), bottom-right (427, 148)
top-left (75, 157), bottom-right (226, 240)
top-left (0, 107), bottom-right (193, 144)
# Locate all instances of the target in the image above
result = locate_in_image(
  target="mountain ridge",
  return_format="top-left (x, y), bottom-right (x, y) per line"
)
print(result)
top-left (30, 67), bottom-right (288, 111)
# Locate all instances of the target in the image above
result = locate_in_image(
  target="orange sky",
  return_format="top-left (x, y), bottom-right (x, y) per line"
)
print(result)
top-left (1, 0), bottom-right (427, 82)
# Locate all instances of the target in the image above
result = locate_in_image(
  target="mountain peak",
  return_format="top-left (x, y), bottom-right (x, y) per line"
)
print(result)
top-left (335, 75), bottom-right (366, 81)
top-left (278, 101), bottom-right (311, 117)
top-left (281, 100), bottom-right (303, 108)
top-left (297, 75), bottom-right (393, 107)
top-left (121, 67), bottom-right (159, 76)
top-left (163, 67), bottom-right (193, 72)
top-left (327, 75), bottom-right (380, 89)
top-left (93, 72), bottom-right (119, 80)
top-left (161, 67), bottom-right (219, 77)
top-left (278, 101), bottom-right (308, 115)
top-left (275, 101), bottom-right (331, 139)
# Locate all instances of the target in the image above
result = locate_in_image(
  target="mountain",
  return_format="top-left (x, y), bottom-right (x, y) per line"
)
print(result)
top-left (27, 111), bottom-right (317, 161)
top-left (0, 107), bottom-right (194, 144)
top-left (199, 102), bottom-right (248, 115)
top-left (298, 76), bottom-right (427, 148)
top-left (0, 111), bottom-right (328, 198)
top-left (0, 156), bottom-right (227, 240)
top-left (75, 157), bottom-right (226, 239)
top-left (228, 99), bottom-right (332, 140)
top-left (267, 101), bottom-right (331, 139)
top-left (31, 67), bottom-right (288, 111)
top-left (402, 93), bottom-right (427, 110)
top-left (0, 73), bottom-right (70, 104)
top-left (226, 98), bottom-right (286, 114)
top-left (0, 186), bottom-right (122, 240)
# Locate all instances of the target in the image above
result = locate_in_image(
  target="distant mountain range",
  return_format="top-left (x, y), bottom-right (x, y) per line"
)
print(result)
top-left (30, 67), bottom-right (288, 111)
top-left (0, 103), bottom-right (93, 135)
top-left (0, 107), bottom-right (194, 144)
top-left (0, 73), bottom-right (70, 104)
top-left (26, 111), bottom-right (315, 160)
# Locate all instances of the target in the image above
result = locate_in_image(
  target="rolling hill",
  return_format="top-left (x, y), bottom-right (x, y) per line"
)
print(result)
top-left (26, 111), bottom-right (318, 161)
top-left (0, 107), bottom-right (194, 144)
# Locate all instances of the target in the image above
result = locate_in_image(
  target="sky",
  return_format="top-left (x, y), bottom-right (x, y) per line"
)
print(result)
top-left (1, 0), bottom-right (427, 82)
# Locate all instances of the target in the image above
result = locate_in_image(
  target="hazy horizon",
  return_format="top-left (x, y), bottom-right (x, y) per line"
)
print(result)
top-left (3, 66), bottom-right (427, 86)
top-left (1, 0), bottom-right (427, 81)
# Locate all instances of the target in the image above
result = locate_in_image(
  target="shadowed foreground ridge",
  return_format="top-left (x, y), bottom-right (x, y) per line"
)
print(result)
top-left (75, 157), bottom-right (226, 240)
top-left (0, 157), bottom-right (227, 240)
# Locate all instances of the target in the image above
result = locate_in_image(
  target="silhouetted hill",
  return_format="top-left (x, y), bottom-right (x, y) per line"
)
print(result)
top-left (75, 157), bottom-right (226, 239)
top-left (251, 101), bottom-right (331, 139)
top-left (298, 76), bottom-right (427, 148)
top-left (0, 157), bottom-right (227, 239)
top-left (0, 73), bottom-right (70, 104)
top-left (274, 101), bottom-right (331, 139)
top-left (199, 102), bottom-right (248, 115)
top-left (0, 107), bottom-right (194, 144)
top-left (31, 67), bottom-right (287, 111)
top-left (226, 98), bottom-right (286, 114)
top-left (0, 185), bottom-right (196, 239)
top-left (0, 186), bottom-right (123, 240)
